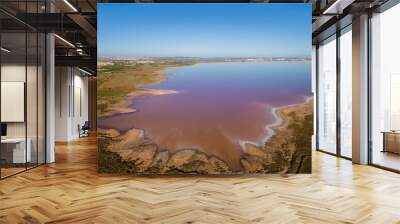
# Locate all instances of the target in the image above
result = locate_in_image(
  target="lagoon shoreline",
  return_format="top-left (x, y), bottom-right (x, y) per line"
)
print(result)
top-left (97, 61), bottom-right (313, 173)
top-left (239, 96), bottom-right (313, 150)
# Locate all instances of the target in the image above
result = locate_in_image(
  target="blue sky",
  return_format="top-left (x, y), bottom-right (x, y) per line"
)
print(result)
top-left (98, 4), bottom-right (311, 58)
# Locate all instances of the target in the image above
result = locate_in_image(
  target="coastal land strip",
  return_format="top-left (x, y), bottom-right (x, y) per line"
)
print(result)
top-left (97, 60), bottom-right (195, 117)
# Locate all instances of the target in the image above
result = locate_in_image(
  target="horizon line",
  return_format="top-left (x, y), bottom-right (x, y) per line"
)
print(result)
top-left (98, 55), bottom-right (311, 59)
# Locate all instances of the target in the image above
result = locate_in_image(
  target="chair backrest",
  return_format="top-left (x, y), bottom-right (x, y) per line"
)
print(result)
top-left (82, 121), bottom-right (90, 129)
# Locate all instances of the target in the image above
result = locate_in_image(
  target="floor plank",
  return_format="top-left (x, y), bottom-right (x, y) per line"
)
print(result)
top-left (0, 136), bottom-right (399, 224)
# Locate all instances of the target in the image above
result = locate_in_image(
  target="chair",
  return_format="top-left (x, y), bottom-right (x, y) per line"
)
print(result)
top-left (79, 121), bottom-right (90, 138)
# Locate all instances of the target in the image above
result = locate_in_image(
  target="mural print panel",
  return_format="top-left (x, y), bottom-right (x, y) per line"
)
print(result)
top-left (97, 3), bottom-right (313, 175)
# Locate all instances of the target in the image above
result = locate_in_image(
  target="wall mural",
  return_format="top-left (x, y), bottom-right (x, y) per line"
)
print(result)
top-left (97, 3), bottom-right (313, 175)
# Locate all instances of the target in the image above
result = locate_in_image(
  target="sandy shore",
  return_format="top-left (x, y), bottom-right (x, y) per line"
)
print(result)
top-left (239, 96), bottom-right (313, 149)
top-left (264, 96), bottom-right (313, 142)
top-left (240, 97), bottom-right (313, 173)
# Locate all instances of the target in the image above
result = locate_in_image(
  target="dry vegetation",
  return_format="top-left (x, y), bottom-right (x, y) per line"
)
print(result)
top-left (97, 61), bottom-right (195, 116)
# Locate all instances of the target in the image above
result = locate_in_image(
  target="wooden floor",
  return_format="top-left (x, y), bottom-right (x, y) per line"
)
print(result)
top-left (0, 167), bottom-right (26, 178)
top-left (1, 136), bottom-right (400, 224)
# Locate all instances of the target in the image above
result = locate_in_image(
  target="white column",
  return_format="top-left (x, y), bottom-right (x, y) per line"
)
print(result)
top-left (352, 14), bottom-right (369, 164)
top-left (46, 32), bottom-right (55, 163)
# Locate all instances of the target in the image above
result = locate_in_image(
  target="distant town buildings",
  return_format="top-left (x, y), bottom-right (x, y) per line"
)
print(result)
top-left (98, 56), bottom-right (311, 66)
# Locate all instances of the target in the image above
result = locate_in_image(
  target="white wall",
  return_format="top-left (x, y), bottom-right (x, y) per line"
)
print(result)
top-left (1, 65), bottom-right (26, 139)
top-left (55, 67), bottom-right (89, 141)
top-left (312, 45), bottom-right (317, 151)
top-left (72, 72), bottom-right (89, 138)
top-left (0, 65), bottom-right (40, 137)
top-left (1, 63), bottom-right (46, 164)
top-left (1, 82), bottom-right (25, 122)
top-left (55, 67), bottom-right (69, 141)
